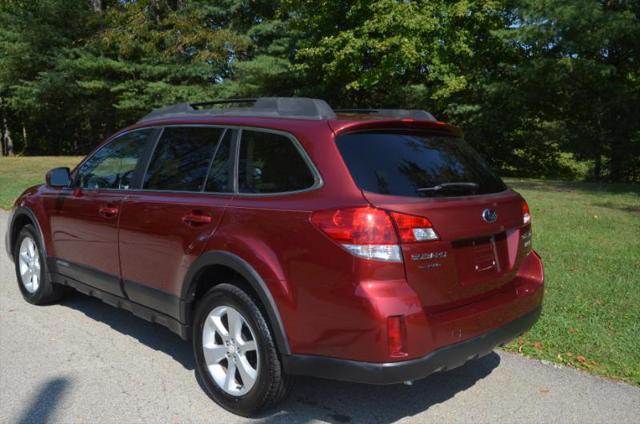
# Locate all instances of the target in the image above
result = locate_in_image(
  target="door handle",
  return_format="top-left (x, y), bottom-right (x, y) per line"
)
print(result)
top-left (182, 211), bottom-right (212, 226)
top-left (99, 205), bottom-right (119, 218)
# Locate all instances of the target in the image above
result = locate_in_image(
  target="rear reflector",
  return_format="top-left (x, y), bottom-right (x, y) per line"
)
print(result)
top-left (387, 316), bottom-right (408, 358)
top-left (310, 206), bottom-right (437, 262)
top-left (522, 199), bottom-right (531, 225)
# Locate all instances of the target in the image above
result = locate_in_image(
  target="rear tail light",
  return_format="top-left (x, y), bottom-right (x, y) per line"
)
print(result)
top-left (522, 199), bottom-right (531, 225)
top-left (310, 206), bottom-right (438, 262)
top-left (387, 315), bottom-right (408, 358)
top-left (389, 211), bottom-right (438, 242)
top-left (310, 207), bottom-right (400, 261)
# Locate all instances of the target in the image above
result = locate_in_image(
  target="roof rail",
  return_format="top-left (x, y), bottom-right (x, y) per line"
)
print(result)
top-left (138, 97), bottom-right (336, 122)
top-left (334, 109), bottom-right (436, 121)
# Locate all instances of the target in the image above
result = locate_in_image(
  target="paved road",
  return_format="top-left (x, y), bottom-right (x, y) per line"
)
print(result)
top-left (1, 210), bottom-right (639, 423)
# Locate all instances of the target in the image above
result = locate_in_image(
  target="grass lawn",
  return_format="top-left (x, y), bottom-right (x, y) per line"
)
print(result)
top-left (0, 156), bottom-right (82, 209)
top-left (504, 178), bottom-right (640, 384)
top-left (0, 157), bottom-right (638, 383)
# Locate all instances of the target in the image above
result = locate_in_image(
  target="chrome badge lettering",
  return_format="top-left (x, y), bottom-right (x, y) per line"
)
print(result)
top-left (411, 251), bottom-right (447, 261)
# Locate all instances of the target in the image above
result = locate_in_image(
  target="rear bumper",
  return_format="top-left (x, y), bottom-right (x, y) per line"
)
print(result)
top-left (283, 306), bottom-right (540, 385)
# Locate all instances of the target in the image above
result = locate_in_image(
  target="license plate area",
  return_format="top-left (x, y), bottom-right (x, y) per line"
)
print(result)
top-left (452, 233), bottom-right (506, 287)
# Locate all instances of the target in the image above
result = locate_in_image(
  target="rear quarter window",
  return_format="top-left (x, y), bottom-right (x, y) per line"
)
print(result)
top-left (238, 130), bottom-right (316, 194)
top-left (336, 131), bottom-right (506, 197)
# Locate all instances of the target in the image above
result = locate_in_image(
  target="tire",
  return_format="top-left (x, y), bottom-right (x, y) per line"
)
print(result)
top-left (13, 224), bottom-right (64, 305)
top-left (193, 283), bottom-right (293, 416)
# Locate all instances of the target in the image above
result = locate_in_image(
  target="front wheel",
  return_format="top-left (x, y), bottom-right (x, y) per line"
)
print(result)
top-left (193, 283), bottom-right (292, 416)
top-left (14, 224), bottom-right (64, 304)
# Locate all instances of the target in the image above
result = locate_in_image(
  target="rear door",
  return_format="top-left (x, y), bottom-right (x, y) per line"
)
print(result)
top-left (117, 126), bottom-right (235, 316)
top-left (336, 130), bottom-right (531, 310)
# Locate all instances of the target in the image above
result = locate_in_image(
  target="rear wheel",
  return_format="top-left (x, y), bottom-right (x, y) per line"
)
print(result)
top-left (193, 283), bottom-right (292, 416)
top-left (14, 225), bottom-right (64, 304)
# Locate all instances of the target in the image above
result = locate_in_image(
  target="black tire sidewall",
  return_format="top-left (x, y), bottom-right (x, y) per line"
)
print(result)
top-left (193, 285), bottom-right (277, 417)
top-left (14, 225), bottom-right (48, 303)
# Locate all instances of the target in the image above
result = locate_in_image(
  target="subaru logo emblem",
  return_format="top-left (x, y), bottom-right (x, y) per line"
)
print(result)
top-left (482, 208), bottom-right (497, 223)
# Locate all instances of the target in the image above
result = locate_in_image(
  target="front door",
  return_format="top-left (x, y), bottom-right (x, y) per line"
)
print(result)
top-left (118, 126), bottom-right (235, 317)
top-left (44, 128), bottom-right (154, 296)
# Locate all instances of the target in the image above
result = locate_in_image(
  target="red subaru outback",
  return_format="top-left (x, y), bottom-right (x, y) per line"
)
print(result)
top-left (5, 98), bottom-right (543, 416)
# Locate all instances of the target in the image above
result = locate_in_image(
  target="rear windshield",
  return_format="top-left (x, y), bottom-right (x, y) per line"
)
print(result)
top-left (336, 131), bottom-right (506, 198)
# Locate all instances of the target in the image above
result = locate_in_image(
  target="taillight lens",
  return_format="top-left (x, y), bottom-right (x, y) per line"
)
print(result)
top-left (310, 207), bottom-right (400, 261)
top-left (389, 211), bottom-right (438, 242)
top-left (310, 206), bottom-right (438, 262)
top-left (522, 199), bottom-right (531, 225)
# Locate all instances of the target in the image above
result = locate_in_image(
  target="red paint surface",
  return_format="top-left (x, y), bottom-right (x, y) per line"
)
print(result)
top-left (14, 113), bottom-right (544, 363)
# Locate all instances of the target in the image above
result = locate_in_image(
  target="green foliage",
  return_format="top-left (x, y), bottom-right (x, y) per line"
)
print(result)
top-left (0, 0), bottom-right (638, 181)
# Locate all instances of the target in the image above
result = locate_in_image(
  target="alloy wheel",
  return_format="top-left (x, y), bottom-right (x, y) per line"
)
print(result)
top-left (202, 305), bottom-right (260, 396)
top-left (18, 236), bottom-right (41, 294)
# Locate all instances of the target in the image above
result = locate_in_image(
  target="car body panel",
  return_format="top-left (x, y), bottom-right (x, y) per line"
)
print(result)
top-left (40, 187), bottom-right (126, 296)
top-left (5, 109), bottom-right (544, 374)
top-left (118, 191), bottom-right (233, 300)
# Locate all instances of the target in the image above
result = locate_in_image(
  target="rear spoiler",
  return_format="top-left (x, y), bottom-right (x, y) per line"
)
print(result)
top-left (328, 118), bottom-right (463, 138)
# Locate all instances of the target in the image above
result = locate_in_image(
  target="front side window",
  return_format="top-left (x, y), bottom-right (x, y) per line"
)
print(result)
top-left (76, 129), bottom-right (152, 190)
top-left (144, 127), bottom-right (224, 191)
top-left (238, 130), bottom-right (315, 193)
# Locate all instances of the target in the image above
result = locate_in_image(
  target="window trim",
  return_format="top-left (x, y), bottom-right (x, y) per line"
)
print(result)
top-left (72, 127), bottom-right (158, 192)
top-left (138, 124), bottom-right (236, 196)
top-left (73, 124), bottom-right (323, 197)
top-left (234, 127), bottom-right (323, 197)
top-left (335, 129), bottom-right (508, 199)
top-left (142, 126), bottom-right (229, 193)
top-left (201, 128), bottom-right (233, 193)
top-left (139, 124), bottom-right (323, 197)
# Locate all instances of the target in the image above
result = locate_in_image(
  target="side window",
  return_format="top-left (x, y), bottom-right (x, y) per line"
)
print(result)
top-left (144, 127), bottom-right (223, 191)
top-left (205, 129), bottom-right (234, 193)
top-left (77, 129), bottom-right (152, 190)
top-left (238, 130), bottom-right (315, 193)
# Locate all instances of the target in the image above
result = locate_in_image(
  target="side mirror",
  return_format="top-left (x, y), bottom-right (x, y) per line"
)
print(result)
top-left (46, 167), bottom-right (72, 188)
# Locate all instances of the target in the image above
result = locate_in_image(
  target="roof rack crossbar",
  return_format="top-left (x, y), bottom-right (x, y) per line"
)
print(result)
top-left (335, 108), bottom-right (436, 121)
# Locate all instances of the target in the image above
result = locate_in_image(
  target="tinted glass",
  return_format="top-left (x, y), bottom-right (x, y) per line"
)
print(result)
top-left (336, 132), bottom-right (506, 197)
top-left (238, 130), bottom-right (315, 193)
top-left (77, 129), bottom-right (151, 190)
top-left (144, 127), bottom-right (223, 191)
top-left (205, 129), bottom-right (233, 193)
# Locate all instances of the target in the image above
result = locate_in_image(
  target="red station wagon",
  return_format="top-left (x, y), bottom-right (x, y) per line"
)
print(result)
top-left (5, 97), bottom-right (544, 415)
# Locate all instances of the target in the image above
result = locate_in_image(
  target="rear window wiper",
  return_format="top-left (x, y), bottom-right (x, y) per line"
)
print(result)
top-left (416, 182), bottom-right (479, 193)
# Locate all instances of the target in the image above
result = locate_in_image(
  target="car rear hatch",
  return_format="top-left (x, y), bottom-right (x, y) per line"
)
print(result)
top-left (335, 127), bottom-right (532, 311)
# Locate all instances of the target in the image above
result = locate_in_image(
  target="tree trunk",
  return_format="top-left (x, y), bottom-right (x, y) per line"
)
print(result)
top-left (0, 97), bottom-right (14, 156)
top-left (593, 154), bottom-right (602, 181)
top-left (90, 0), bottom-right (102, 12)
top-left (21, 124), bottom-right (27, 155)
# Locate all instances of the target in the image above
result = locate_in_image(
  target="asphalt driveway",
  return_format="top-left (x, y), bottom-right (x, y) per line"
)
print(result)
top-left (1, 210), bottom-right (638, 423)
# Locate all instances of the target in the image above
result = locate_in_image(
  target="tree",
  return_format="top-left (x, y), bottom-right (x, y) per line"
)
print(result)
top-left (502, 0), bottom-right (640, 181)
top-left (0, 0), bottom-right (638, 181)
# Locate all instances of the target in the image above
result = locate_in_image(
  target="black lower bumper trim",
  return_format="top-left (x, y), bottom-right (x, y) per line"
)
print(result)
top-left (283, 307), bottom-right (541, 385)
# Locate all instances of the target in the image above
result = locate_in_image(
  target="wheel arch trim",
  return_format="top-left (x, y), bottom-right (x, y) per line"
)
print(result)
top-left (7, 206), bottom-right (47, 262)
top-left (181, 250), bottom-right (291, 355)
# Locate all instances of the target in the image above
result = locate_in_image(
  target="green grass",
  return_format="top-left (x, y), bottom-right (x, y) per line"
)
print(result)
top-left (0, 156), bottom-right (82, 209)
top-left (503, 178), bottom-right (640, 384)
top-left (0, 157), bottom-right (639, 383)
